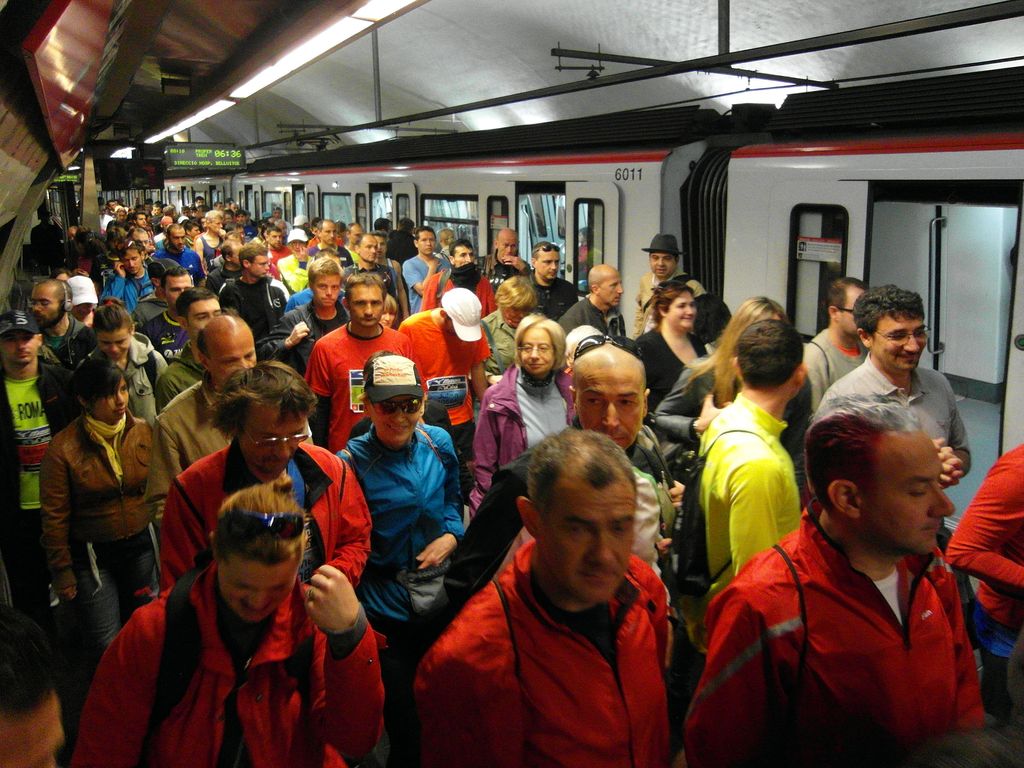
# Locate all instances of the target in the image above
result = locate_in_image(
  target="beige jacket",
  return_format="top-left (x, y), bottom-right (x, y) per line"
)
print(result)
top-left (145, 380), bottom-right (228, 523)
top-left (633, 270), bottom-right (706, 337)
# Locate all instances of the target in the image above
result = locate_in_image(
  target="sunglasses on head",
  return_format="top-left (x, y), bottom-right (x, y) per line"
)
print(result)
top-left (572, 334), bottom-right (642, 363)
top-left (375, 398), bottom-right (422, 415)
top-left (653, 278), bottom-right (693, 295)
top-left (535, 243), bottom-right (559, 253)
top-left (222, 509), bottom-right (304, 540)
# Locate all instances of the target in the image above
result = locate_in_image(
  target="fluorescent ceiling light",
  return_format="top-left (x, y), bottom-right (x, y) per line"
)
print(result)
top-left (111, 146), bottom-right (134, 158)
top-left (353, 0), bottom-right (418, 22)
top-left (68, 165), bottom-right (81, 170)
top-left (145, 100), bottom-right (236, 143)
top-left (231, 17), bottom-right (372, 98)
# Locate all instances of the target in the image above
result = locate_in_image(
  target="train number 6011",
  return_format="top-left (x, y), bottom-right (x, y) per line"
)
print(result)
top-left (614, 167), bottom-right (642, 181)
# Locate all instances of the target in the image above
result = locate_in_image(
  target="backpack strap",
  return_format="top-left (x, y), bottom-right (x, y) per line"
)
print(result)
top-left (148, 566), bottom-right (205, 731)
top-left (435, 269), bottom-right (451, 302)
top-left (143, 351), bottom-right (160, 391)
top-left (480, 321), bottom-right (504, 375)
top-left (494, 580), bottom-right (521, 679)
top-left (772, 543), bottom-right (808, 749)
top-left (807, 340), bottom-right (831, 380)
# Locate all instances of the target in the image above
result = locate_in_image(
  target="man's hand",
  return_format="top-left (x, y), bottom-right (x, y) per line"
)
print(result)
top-left (304, 565), bottom-right (360, 633)
top-left (934, 438), bottom-right (964, 488)
top-left (416, 533), bottom-right (457, 570)
top-left (58, 584), bottom-right (77, 603)
top-left (695, 393), bottom-right (726, 436)
top-left (669, 480), bottom-right (684, 508)
top-left (285, 321), bottom-right (311, 349)
top-left (113, 261), bottom-right (126, 278)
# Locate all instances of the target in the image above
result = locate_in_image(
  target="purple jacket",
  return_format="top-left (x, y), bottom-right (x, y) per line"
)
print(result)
top-left (470, 365), bottom-right (574, 514)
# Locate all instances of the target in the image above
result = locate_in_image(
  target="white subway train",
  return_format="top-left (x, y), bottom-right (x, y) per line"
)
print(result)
top-left (158, 129), bottom-right (1024, 486)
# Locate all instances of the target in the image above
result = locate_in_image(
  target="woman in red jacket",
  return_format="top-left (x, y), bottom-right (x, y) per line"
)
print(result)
top-left (72, 476), bottom-right (384, 768)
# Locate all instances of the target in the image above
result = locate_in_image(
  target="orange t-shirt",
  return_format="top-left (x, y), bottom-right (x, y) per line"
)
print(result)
top-left (305, 325), bottom-right (414, 452)
top-left (398, 311), bottom-right (490, 426)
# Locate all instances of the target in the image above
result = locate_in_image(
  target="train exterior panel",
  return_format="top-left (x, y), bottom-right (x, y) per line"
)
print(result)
top-left (166, 149), bottom-right (670, 310)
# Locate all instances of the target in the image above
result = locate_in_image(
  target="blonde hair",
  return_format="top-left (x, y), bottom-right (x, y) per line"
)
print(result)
top-left (514, 315), bottom-right (566, 369)
top-left (496, 275), bottom-right (538, 311)
top-left (213, 476), bottom-right (305, 564)
top-left (688, 296), bottom-right (787, 405)
top-left (307, 256), bottom-right (342, 284)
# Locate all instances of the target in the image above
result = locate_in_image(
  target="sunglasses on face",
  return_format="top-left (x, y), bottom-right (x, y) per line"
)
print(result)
top-left (375, 398), bottom-right (422, 415)
top-left (572, 334), bottom-right (642, 363)
top-left (222, 509), bottom-right (304, 540)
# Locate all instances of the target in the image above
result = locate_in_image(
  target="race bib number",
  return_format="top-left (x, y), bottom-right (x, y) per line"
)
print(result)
top-left (349, 370), bottom-right (365, 413)
top-left (426, 375), bottom-right (468, 409)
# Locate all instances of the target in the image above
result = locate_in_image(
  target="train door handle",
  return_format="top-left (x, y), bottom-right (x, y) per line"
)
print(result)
top-left (1015, 334), bottom-right (1024, 351)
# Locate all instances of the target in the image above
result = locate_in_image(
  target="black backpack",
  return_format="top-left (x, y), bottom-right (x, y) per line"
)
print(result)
top-left (147, 564), bottom-right (313, 732)
top-left (671, 429), bottom-right (763, 597)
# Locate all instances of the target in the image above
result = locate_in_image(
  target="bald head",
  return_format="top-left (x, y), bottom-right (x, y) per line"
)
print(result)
top-left (572, 343), bottom-right (648, 449)
top-left (587, 265), bottom-right (624, 312)
top-left (196, 314), bottom-right (257, 390)
top-left (494, 228), bottom-right (519, 265)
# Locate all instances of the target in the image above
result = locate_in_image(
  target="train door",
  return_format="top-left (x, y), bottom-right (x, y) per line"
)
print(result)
top-left (867, 182), bottom-right (1019, 514)
top-left (566, 182), bottom-right (619, 293)
top-left (292, 185), bottom-right (306, 222)
top-left (516, 183), bottom-right (564, 272)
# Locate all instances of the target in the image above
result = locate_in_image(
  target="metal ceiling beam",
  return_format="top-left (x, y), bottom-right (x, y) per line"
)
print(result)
top-left (248, 0), bottom-right (1024, 149)
top-left (550, 47), bottom-right (837, 89)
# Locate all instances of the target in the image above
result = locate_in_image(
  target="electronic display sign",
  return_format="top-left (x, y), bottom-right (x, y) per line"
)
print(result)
top-left (164, 144), bottom-right (246, 171)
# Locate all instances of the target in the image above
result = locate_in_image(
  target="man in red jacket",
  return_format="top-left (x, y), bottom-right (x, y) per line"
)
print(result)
top-left (160, 361), bottom-right (371, 590)
top-left (415, 429), bottom-right (669, 768)
top-left (685, 395), bottom-right (983, 768)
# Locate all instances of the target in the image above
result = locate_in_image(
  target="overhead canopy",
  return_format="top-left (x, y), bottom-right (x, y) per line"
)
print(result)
top-left (45, 0), bottom-right (1024, 155)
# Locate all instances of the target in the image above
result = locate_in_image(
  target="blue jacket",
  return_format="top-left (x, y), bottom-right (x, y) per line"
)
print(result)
top-left (100, 271), bottom-right (153, 312)
top-left (156, 246), bottom-right (204, 283)
top-left (341, 424), bottom-right (463, 622)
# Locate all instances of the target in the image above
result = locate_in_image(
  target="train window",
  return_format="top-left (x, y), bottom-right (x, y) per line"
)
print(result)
top-left (487, 196), bottom-right (509, 255)
top-left (283, 192), bottom-right (291, 222)
top-left (787, 204), bottom-right (849, 337)
top-left (573, 199), bottom-right (605, 293)
top-left (356, 194), bottom-right (367, 229)
top-left (422, 195), bottom-right (479, 248)
top-left (293, 185), bottom-right (306, 220)
top-left (516, 186), bottom-right (566, 258)
top-left (323, 193), bottom-right (353, 226)
top-left (396, 193), bottom-right (410, 221)
top-left (371, 188), bottom-right (393, 226)
top-left (306, 192), bottom-right (316, 219)
top-left (263, 191), bottom-right (284, 218)
top-left (244, 185), bottom-right (253, 214)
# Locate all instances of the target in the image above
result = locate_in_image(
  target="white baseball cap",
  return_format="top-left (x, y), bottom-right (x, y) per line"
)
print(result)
top-left (67, 275), bottom-right (98, 306)
top-left (440, 287), bottom-right (482, 342)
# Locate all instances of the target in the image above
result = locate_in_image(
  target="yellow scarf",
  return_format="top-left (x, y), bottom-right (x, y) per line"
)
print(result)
top-left (83, 413), bottom-right (127, 484)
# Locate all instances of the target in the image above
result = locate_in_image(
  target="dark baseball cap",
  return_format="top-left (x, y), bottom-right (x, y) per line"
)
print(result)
top-left (147, 257), bottom-right (180, 279)
top-left (0, 310), bottom-right (41, 337)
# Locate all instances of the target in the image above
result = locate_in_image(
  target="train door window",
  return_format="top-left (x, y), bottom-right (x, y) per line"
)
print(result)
top-left (263, 191), bottom-right (284, 218)
top-left (292, 185), bottom-right (306, 220)
top-left (787, 204), bottom-right (848, 337)
top-left (306, 192), bottom-right (316, 219)
top-left (244, 184), bottom-right (253, 214)
top-left (322, 193), bottom-right (353, 226)
top-left (370, 184), bottom-right (393, 227)
top-left (396, 193), bottom-right (410, 222)
top-left (422, 195), bottom-right (480, 248)
top-left (356, 193), bottom-right (367, 229)
top-left (573, 199), bottom-right (605, 293)
top-left (487, 196), bottom-right (509, 255)
top-left (284, 192), bottom-right (292, 222)
top-left (516, 183), bottom-right (566, 258)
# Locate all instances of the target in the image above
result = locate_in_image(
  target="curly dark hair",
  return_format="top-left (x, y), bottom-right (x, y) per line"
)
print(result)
top-left (853, 284), bottom-right (924, 335)
top-left (213, 361), bottom-right (316, 436)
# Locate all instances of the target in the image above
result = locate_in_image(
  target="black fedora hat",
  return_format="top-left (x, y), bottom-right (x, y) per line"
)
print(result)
top-left (641, 233), bottom-right (682, 256)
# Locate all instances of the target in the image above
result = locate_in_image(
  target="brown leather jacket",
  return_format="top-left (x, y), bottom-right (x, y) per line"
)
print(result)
top-left (40, 414), bottom-right (152, 590)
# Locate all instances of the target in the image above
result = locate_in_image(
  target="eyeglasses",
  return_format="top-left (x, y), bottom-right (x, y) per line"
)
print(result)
top-left (572, 334), bottom-right (642, 362)
top-left (243, 428), bottom-right (311, 449)
top-left (875, 326), bottom-right (929, 344)
top-left (517, 343), bottom-right (553, 355)
top-left (222, 509), bottom-right (304, 540)
top-left (375, 398), bottom-right (422, 415)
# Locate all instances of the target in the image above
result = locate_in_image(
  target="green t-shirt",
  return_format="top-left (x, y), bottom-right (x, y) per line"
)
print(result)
top-left (5, 376), bottom-right (52, 509)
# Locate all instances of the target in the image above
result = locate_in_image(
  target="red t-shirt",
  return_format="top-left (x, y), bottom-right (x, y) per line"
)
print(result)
top-left (305, 325), bottom-right (414, 452)
top-left (398, 311), bottom-right (490, 426)
top-left (421, 273), bottom-right (497, 317)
